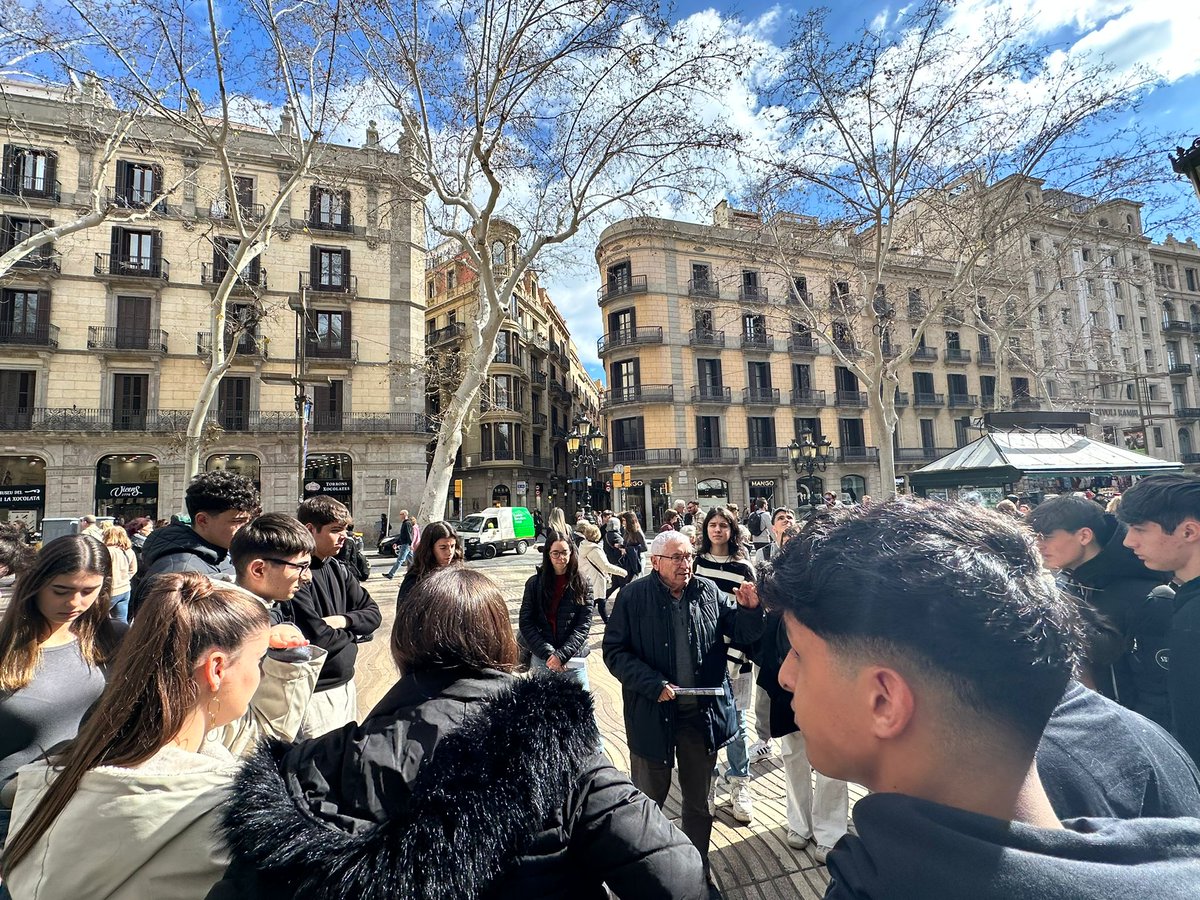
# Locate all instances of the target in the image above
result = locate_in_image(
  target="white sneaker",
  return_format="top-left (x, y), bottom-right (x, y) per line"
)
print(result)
top-left (815, 845), bottom-right (832, 865)
top-left (728, 776), bottom-right (753, 824)
top-left (786, 830), bottom-right (811, 850)
top-left (747, 739), bottom-right (773, 760)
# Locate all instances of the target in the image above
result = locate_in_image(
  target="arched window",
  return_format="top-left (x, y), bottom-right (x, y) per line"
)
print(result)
top-left (796, 476), bottom-right (823, 500)
top-left (492, 483), bottom-right (511, 506)
top-left (840, 475), bottom-right (866, 503)
top-left (696, 478), bottom-right (728, 505)
top-left (1180, 429), bottom-right (1194, 459)
top-left (491, 240), bottom-right (506, 268)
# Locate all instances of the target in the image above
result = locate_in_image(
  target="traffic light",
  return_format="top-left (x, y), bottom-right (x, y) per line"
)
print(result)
top-left (665, 477), bottom-right (673, 494)
top-left (453, 478), bottom-right (463, 499)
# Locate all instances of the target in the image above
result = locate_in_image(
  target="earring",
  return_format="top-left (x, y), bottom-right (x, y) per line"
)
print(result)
top-left (205, 693), bottom-right (222, 737)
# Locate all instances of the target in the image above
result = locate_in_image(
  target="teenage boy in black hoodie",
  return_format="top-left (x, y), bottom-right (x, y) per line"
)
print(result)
top-left (1027, 495), bottom-right (1171, 713)
top-left (761, 499), bottom-right (1200, 899)
top-left (131, 470), bottom-right (260, 616)
top-left (290, 495), bottom-right (382, 737)
top-left (1120, 473), bottom-right (1200, 767)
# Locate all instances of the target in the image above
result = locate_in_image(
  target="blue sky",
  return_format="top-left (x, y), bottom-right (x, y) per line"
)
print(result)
top-left (551, 1), bottom-right (1200, 382)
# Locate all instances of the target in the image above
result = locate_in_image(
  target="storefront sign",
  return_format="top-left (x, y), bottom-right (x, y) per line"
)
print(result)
top-left (748, 478), bottom-right (776, 488)
top-left (0, 485), bottom-right (45, 507)
top-left (305, 479), bottom-right (352, 497)
top-left (98, 483), bottom-right (158, 500)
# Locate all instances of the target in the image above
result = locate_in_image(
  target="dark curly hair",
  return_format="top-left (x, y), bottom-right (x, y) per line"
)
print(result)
top-left (184, 470), bottom-right (260, 518)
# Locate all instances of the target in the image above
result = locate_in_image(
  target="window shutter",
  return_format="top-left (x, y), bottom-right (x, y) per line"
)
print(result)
top-left (1, 146), bottom-right (12, 192)
top-left (36, 290), bottom-right (50, 330)
top-left (309, 185), bottom-right (319, 222)
top-left (309, 245), bottom-right (320, 286)
top-left (247, 254), bottom-right (261, 283)
top-left (340, 189), bottom-right (351, 225)
top-left (212, 237), bottom-right (229, 280)
top-left (632, 357), bottom-right (641, 389)
top-left (151, 164), bottom-right (164, 203)
top-left (116, 160), bottom-right (131, 202)
top-left (110, 226), bottom-right (123, 264)
top-left (341, 309), bottom-right (351, 347)
top-left (151, 230), bottom-right (163, 276)
top-left (43, 151), bottom-right (58, 197)
top-left (0, 216), bottom-right (10, 253)
top-left (341, 247), bottom-right (351, 280)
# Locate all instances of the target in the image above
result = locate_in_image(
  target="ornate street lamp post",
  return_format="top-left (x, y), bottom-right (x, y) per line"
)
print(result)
top-left (567, 412), bottom-right (605, 515)
top-left (788, 429), bottom-right (832, 503)
top-left (1171, 139), bottom-right (1200, 204)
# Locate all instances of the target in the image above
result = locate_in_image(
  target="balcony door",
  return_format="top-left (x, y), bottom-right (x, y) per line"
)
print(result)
top-left (610, 358), bottom-right (639, 403)
top-left (0, 370), bottom-right (35, 428)
top-left (607, 261), bottom-right (632, 296)
top-left (1, 288), bottom-right (47, 342)
top-left (218, 377), bottom-right (251, 431)
top-left (113, 374), bottom-right (148, 431)
top-left (312, 380), bottom-right (343, 432)
top-left (116, 296), bottom-right (151, 350)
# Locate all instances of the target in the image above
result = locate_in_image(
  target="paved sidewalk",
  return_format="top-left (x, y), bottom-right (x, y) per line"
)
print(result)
top-left (358, 554), bottom-right (863, 899)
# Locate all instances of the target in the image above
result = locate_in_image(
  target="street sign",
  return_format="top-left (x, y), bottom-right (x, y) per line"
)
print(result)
top-left (613, 464), bottom-right (625, 476)
top-left (516, 481), bottom-right (528, 493)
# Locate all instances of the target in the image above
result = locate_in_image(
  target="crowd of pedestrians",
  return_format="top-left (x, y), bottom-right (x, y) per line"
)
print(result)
top-left (3, 472), bottom-right (1200, 898)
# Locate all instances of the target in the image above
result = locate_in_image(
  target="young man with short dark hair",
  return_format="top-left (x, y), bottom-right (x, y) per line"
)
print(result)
top-left (762, 499), bottom-right (1200, 896)
top-left (230, 512), bottom-right (317, 607)
top-left (1120, 473), bottom-right (1200, 765)
top-left (290, 495), bottom-right (381, 737)
top-left (131, 470), bottom-right (260, 615)
top-left (1027, 495), bottom-right (1170, 709)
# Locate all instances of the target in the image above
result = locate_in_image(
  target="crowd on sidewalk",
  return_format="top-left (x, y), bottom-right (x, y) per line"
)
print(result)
top-left (1, 471), bottom-right (1200, 898)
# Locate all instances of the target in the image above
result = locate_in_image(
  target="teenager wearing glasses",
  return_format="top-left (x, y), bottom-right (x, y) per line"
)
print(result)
top-left (603, 529), bottom-right (763, 892)
top-left (519, 530), bottom-right (595, 689)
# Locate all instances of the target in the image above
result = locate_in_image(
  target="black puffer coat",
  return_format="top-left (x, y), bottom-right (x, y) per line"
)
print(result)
top-left (602, 571), bottom-right (765, 765)
top-left (209, 669), bottom-right (704, 900)
top-left (519, 569), bottom-right (594, 663)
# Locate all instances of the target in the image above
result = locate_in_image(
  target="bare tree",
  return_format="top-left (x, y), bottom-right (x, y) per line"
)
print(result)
top-left (35, 0), bottom-right (350, 497)
top-left (352, 0), bottom-right (749, 520)
top-left (742, 0), bottom-right (1163, 495)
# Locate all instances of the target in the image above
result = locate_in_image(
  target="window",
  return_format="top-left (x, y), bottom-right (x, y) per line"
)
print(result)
top-left (747, 416), bottom-right (776, 450)
top-left (1140, 316), bottom-right (1149, 334)
top-left (312, 380), bottom-right (344, 431)
top-left (831, 280), bottom-right (851, 303)
top-left (217, 377), bottom-right (251, 431)
top-left (1, 215), bottom-right (51, 264)
top-left (115, 295), bottom-right (151, 349)
top-left (606, 261), bottom-right (632, 296)
top-left (980, 375), bottom-right (996, 402)
top-left (913, 371), bottom-right (934, 394)
top-left (838, 417), bottom-right (865, 448)
top-left (1, 146), bottom-right (57, 198)
top-left (792, 364), bottom-right (812, 393)
top-left (0, 370), bottom-right (35, 427)
top-left (742, 313), bottom-right (766, 340)
top-left (945, 330), bottom-right (961, 351)
top-left (690, 262), bottom-right (715, 296)
top-left (907, 288), bottom-right (923, 317)
top-left (1046, 380), bottom-right (1058, 399)
top-left (309, 186), bottom-right (350, 229)
top-left (609, 308), bottom-right (635, 338)
top-left (1117, 314), bottom-right (1127, 330)
top-left (1188, 269), bottom-right (1199, 292)
top-left (1154, 263), bottom-right (1177, 289)
top-left (792, 274), bottom-right (808, 301)
top-left (697, 358), bottom-right (722, 388)
top-left (0, 288), bottom-right (48, 342)
top-left (979, 334), bottom-right (991, 354)
top-left (108, 226), bottom-right (163, 275)
top-left (696, 416), bottom-right (721, 451)
top-left (427, 280), bottom-right (436, 300)
top-left (612, 417), bottom-right (645, 452)
top-left (311, 246), bottom-right (350, 290)
top-left (1034, 269), bottom-right (1045, 290)
top-left (611, 359), bottom-right (639, 400)
top-left (1082, 248), bottom-right (1092, 263)
top-left (954, 416), bottom-right (971, 447)
top-left (114, 160), bottom-right (162, 208)
top-left (307, 310), bottom-right (350, 357)
top-left (1011, 377), bottom-right (1031, 399)
top-left (947, 373), bottom-right (968, 396)
top-left (694, 309), bottom-right (714, 333)
top-left (919, 419), bottom-right (936, 449)
top-left (112, 373), bottom-right (149, 430)
top-left (1153, 426), bottom-right (1164, 449)
top-left (747, 361), bottom-right (771, 392)
top-left (794, 416), bottom-right (821, 441)
top-left (740, 270), bottom-right (762, 301)
top-left (1029, 237), bottom-right (1042, 254)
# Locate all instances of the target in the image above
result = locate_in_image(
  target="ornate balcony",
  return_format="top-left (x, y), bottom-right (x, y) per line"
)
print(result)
top-left (835, 390), bottom-right (867, 407)
top-left (788, 333), bottom-right (819, 354)
top-left (788, 389), bottom-right (826, 407)
top-left (911, 346), bottom-right (938, 362)
top-left (914, 392), bottom-right (945, 408)
top-left (948, 394), bottom-right (978, 408)
top-left (299, 271), bottom-right (357, 296)
top-left (743, 387), bottom-right (780, 405)
top-left (0, 322), bottom-right (59, 349)
top-left (94, 253), bottom-right (169, 282)
top-left (739, 332), bottom-right (773, 351)
top-left (600, 384), bottom-right (674, 409)
top-left (688, 278), bottom-right (720, 299)
top-left (838, 446), bottom-right (879, 463)
top-left (694, 447), bottom-right (739, 464)
top-left (944, 348), bottom-right (972, 364)
top-left (88, 326), bottom-right (168, 354)
top-left (597, 274), bottom-right (648, 303)
top-left (606, 448), bottom-right (682, 466)
top-left (597, 326), bottom-right (663, 354)
top-left (690, 385), bottom-right (732, 403)
top-left (689, 329), bottom-right (725, 348)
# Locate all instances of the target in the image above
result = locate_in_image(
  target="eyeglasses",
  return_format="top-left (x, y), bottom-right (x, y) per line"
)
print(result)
top-left (548, 550), bottom-right (572, 559)
top-left (654, 553), bottom-right (695, 565)
top-left (264, 557), bottom-right (311, 573)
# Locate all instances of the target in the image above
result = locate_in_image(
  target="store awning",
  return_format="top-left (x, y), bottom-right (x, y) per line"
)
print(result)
top-left (909, 431), bottom-right (1182, 490)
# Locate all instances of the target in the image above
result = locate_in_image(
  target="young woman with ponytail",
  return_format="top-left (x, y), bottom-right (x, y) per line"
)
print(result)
top-left (2, 573), bottom-right (279, 900)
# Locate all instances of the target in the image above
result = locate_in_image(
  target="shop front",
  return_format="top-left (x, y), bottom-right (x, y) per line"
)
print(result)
top-left (95, 454), bottom-right (160, 521)
top-left (696, 478), bottom-right (729, 510)
top-left (206, 453), bottom-right (262, 492)
top-left (304, 453), bottom-right (353, 510)
top-left (748, 477), bottom-right (777, 509)
top-left (0, 455), bottom-right (47, 528)
top-left (492, 483), bottom-right (511, 507)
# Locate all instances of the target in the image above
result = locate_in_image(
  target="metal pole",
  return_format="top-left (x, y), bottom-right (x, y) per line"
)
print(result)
top-left (296, 286), bottom-right (308, 503)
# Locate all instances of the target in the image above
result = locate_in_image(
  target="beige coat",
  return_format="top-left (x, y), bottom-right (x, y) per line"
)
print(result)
top-left (5, 648), bottom-right (326, 899)
top-left (578, 539), bottom-right (627, 601)
top-left (107, 546), bottom-right (137, 595)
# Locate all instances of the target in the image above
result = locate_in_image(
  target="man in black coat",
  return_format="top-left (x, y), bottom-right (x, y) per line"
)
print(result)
top-left (1028, 495), bottom-right (1171, 707)
top-left (288, 495), bottom-right (381, 738)
top-left (603, 529), bottom-right (764, 871)
top-left (1119, 474), bottom-right (1200, 767)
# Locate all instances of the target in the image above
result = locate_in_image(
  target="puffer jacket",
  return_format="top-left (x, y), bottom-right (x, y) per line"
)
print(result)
top-left (602, 571), bottom-right (765, 765)
top-left (518, 569), bottom-right (594, 663)
top-left (130, 523), bottom-right (236, 617)
top-left (207, 669), bottom-right (706, 900)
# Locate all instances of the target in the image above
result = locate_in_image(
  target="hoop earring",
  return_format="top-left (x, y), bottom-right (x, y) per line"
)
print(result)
top-left (205, 694), bottom-right (222, 739)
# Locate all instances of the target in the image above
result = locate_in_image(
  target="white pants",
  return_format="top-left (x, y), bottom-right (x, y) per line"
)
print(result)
top-left (781, 730), bottom-right (849, 848)
top-left (299, 678), bottom-right (358, 738)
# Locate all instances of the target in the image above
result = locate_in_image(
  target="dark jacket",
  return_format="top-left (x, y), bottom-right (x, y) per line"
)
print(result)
top-left (602, 571), bottom-right (765, 765)
top-left (335, 537), bottom-right (371, 581)
top-left (620, 534), bottom-right (646, 579)
top-left (825, 792), bottom-right (1200, 899)
top-left (397, 518), bottom-right (414, 545)
top-left (395, 568), bottom-right (420, 606)
top-left (755, 611), bottom-right (801, 739)
top-left (1038, 680), bottom-right (1200, 819)
top-left (519, 569), bottom-right (594, 663)
top-left (282, 555), bottom-right (381, 691)
top-left (1171, 576), bottom-right (1200, 767)
top-left (209, 670), bottom-right (705, 900)
top-left (1061, 516), bottom-right (1171, 700)
top-left (129, 522), bottom-right (236, 617)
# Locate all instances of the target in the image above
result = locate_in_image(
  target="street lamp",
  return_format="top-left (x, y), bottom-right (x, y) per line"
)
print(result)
top-left (788, 429), bottom-right (832, 502)
top-left (567, 412), bottom-right (604, 514)
top-left (1170, 138), bottom-right (1200, 204)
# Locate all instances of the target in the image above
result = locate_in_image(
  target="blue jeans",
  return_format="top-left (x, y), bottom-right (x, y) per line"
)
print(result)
top-left (723, 704), bottom-right (750, 778)
top-left (110, 590), bottom-right (131, 623)
top-left (386, 544), bottom-right (412, 577)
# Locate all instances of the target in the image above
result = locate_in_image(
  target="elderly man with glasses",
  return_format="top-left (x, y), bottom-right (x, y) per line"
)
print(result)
top-left (603, 529), bottom-right (764, 892)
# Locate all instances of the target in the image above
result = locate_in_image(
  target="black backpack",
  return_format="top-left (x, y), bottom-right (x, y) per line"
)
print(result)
top-left (749, 509), bottom-right (769, 537)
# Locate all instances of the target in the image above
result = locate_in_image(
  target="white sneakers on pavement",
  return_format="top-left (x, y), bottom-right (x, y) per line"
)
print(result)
top-left (728, 776), bottom-right (754, 824)
top-left (814, 845), bottom-right (832, 865)
top-left (747, 739), bottom-right (773, 761)
top-left (786, 830), bottom-right (811, 850)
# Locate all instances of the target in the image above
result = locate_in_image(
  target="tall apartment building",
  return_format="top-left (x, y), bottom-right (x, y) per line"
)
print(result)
top-left (0, 79), bottom-right (429, 531)
top-left (1148, 235), bottom-right (1200, 468)
top-left (424, 226), bottom-right (600, 519)
top-left (594, 190), bottom-right (1180, 527)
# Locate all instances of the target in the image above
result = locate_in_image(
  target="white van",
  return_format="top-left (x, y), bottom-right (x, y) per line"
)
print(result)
top-left (459, 507), bottom-right (537, 559)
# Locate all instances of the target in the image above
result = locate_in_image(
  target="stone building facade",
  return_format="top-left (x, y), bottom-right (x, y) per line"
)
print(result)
top-left (423, 227), bottom-right (601, 520)
top-left (0, 79), bottom-right (428, 535)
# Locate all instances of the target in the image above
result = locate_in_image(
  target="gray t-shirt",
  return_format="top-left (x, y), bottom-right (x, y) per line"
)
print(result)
top-left (0, 640), bottom-right (109, 784)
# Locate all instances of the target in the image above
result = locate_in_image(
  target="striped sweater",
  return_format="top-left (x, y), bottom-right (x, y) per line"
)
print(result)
top-left (693, 553), bottom-right (755, 675)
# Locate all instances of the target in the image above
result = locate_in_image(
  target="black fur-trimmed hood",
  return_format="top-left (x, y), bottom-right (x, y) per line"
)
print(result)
top-left (217, 671), bottom-right (601, 900)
